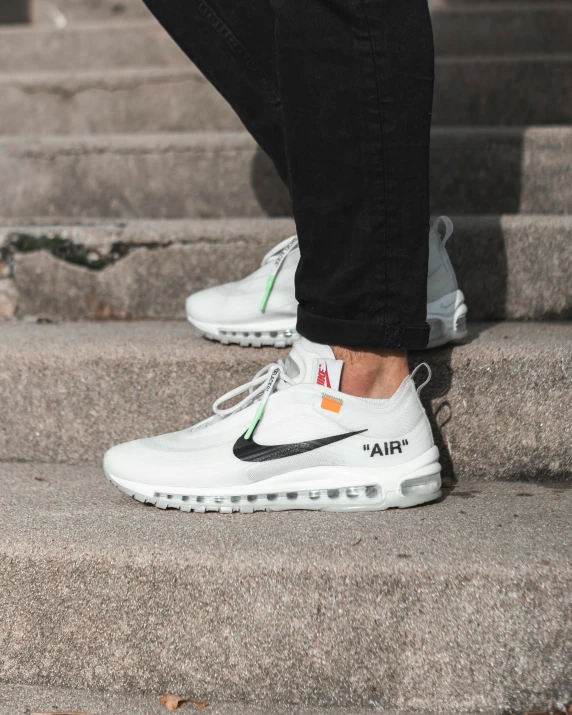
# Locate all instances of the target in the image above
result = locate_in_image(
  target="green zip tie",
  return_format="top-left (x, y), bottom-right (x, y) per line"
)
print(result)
top-left (244, 402), bottom-right (265, 440)
top-left (259, 274), bottom-right (276, 313)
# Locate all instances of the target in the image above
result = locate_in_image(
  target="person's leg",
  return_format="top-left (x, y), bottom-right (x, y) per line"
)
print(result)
top-left (141, 0), bottom-right (290, 185)
top-left (144, 0), bottom-right (434, 403)
top-left (271, 0), bottom-right (434, 356)
top-left (179, 0), bottom-right (457, 376)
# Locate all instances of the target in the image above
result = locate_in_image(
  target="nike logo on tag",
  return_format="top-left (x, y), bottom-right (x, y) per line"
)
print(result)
top-left (233, 429), bottom-right (367, 463)
top-left (316, 365), bottom-right (331, 388)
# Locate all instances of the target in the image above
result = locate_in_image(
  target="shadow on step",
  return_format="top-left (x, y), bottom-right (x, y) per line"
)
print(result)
top-left (251, 129), bottom-right (529, 217)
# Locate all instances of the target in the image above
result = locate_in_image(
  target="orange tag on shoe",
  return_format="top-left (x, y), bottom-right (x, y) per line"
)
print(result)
top-left (321, 395), bottom-right (343, 413)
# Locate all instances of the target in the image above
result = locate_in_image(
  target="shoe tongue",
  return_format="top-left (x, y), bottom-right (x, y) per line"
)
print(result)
top-left (283, 337), bottom-right (343, 390)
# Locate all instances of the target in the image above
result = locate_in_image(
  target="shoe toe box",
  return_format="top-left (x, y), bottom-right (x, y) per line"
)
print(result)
top-left (185, 285), bottom-right (228, 324)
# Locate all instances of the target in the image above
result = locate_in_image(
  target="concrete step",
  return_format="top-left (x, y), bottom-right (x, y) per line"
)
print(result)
top-left (1, 215), bottom-right (571, 322)
top-left (0, 67), bottom-right (243, 135)
top-left (1, 464), bottom-right (570, 709)
top-left (3, 6), bottom-right (572, 72)
top-left (1, 320), bottom-right (571, 480)
top-left (34, 0), bottom-right (152, 23)
top-left (0, 0), bottom-right (31, 24)
top-left (0, 129), bottom-right (571, 218)
top-left (1, 58), bottom-right (570, 136)
top-left (0, 686), bottom-right (404, 715)
top-left (0, 20), bottom-right (187, 72)
top-left (431, 3), bottom-right (572, 55)
top-left (430, 0), bottom-right (572, 6)
top-left (434, 55), bottom-right (572, 125)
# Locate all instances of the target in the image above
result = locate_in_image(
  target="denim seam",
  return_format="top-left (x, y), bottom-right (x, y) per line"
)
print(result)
top-left (358, 0), bottom-right (390, 331)
top-left (195, 0), bottom-right (282, 106)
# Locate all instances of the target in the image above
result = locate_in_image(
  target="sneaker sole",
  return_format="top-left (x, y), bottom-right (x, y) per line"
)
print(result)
top-left (187, 290), bottom-right (467, 350)
top-left (426, 289), bottom-right (468, 349)
top-left (105, 448), bottom-right (441, 513)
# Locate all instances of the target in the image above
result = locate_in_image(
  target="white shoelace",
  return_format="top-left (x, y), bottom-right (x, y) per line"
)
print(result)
top-left (210, 360), bottom-right (295, 439)
top-left (259, 235), bottom-right (299, 312)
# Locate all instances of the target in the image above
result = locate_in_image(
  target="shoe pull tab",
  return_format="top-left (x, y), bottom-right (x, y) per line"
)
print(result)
top-left (431, 215), bottom-right (454, 248)
top-left (411, 362), bottom-right (432, 395)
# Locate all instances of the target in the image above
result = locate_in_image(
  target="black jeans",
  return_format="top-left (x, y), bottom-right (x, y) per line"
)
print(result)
top-left (143, 0), bottom-right (435, 349)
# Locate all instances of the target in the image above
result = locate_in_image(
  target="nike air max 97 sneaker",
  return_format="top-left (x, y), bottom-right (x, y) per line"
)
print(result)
top-left (104, 338), bottom-right (441, 512)
top-left (186, 217), bottom-right (468, 349)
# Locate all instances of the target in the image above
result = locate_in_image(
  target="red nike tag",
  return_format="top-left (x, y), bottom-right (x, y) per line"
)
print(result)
top-left (316, 365), bottom-right (331, 388)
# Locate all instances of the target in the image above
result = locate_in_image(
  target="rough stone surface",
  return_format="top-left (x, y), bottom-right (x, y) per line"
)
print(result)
top-left (0, 129), bottom-right (571, 219)
top-left (0, 278), bottom-right (18, 318)
top-left (433, 55), bottom-right (572, 126)
top-left (0, 133), bottom-right (291, 219)
top-left (431, 4), bottom-right (572, 56)
top-left (0, 0), bottom-right (30, 24)
top-left (0, 20), bottom-right (187, 72)
top-left (1, 467), bottom-right (571, 709)
top-left (1, 58), bottom-right (570, 136)
top-left (430, 0), bottom-right (572, 5)
top-left (2, 218), bottom-right (294, 320)
top-left (0, 321), bottom-right (571, 480)
top-left (34, 0), bottom-right (152, 22)
top-left (2, 7), bottom-right (571, 73)
top-left (0, 67), bottom-right (244, 135)
top-left (1, 215), bottom-right (571, 321)
top-left (0, 685), bottom-right (432, 715)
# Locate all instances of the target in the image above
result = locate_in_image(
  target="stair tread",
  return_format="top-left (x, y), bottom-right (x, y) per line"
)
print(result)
top-left (2, 461), bottom-right (570, 707)
top-left (2, 462), bottom-right (569, 567)
top-left (2, 318), bottom-right (571, 356)
top-left (0, 684), bottom-right (421, 715)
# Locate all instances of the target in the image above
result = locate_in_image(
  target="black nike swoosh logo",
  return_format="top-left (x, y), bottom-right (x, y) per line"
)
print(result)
top-left (233, 429), bottom-right (367, 463)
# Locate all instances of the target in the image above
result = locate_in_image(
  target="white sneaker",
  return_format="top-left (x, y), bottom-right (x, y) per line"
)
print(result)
top-left (186, 216), bottom-right (468, 350)
top-left (104, 338), bottom-right (441, 512)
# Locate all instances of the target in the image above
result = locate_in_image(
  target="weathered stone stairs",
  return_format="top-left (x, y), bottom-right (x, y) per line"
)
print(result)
top-left (0, 1), bottom-right (571, 713)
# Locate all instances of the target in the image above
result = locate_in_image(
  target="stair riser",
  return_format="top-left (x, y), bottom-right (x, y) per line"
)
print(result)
top-left (1, 216), bottom-right (571, 322)
top-left (0, 323), bottom-right (570, 481)
top-left (432, 6), bottom-right (572, 56)
top-left (3, 9), bottom-right (571, 72)
top-left (0, 130), bottom-right (570, 218)
top-left (35, 0), bottom-right (151, 22)
top-left (0, 0), bottom-right (31, 24)
top-left (1, 60), bottom-right (571, 135)
top-left (431, 0), bottom-right (572, 5)
top-left (0, 23), bottom-right (187, 72)
top-left (0, 69), bottom-right (244, 135)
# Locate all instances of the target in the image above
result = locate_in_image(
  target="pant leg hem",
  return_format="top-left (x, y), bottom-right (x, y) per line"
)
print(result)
top-left (296, 307), bottom-right (429, 350)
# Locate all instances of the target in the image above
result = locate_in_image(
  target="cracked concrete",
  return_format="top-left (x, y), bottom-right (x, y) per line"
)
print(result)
top-left (1, 216), bottom-right (570, 321)
top-left (0, 218), bottom-right (295, 320)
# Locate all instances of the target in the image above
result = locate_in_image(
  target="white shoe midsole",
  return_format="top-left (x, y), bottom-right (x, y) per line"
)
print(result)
top-left (188, 314), bottom-right (297, 336)
top-left (106, 446), bottom-right (440, 501)
top-left (189, 292), bottom-right (467, 349)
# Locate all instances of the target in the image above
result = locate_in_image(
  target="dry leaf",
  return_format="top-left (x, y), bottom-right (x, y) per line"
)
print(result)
top-left (160, 695), bottom-right (207, 710)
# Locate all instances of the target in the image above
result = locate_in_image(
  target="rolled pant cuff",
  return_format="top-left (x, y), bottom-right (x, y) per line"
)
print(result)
top-left (296, 307), bottom-right (430, 350)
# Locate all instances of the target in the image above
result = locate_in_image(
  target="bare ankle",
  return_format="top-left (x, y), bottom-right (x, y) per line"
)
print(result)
top-left (331, 346), bottom-right (409, 399)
